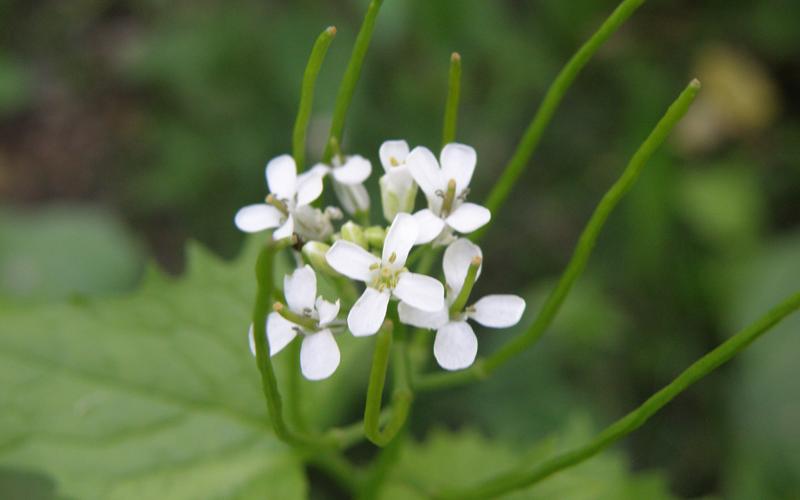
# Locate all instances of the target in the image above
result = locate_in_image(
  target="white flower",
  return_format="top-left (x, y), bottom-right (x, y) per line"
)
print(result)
top-left (234, 155), bottom-right (327, 240)
top-left (398, 238), bottom-right (525, 370)
top-left (248, 265), bottom-right (341, 381)
top-left (325, 213), bottom-right (445, 337)
top-left (313, 155), bottom-right (372, 216)
top-left (378, 140), bottom-right (418, 221)
top-left (406, 143), bottom-right (491, 245)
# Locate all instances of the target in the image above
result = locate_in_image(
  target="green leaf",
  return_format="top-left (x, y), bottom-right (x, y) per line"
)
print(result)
top-left (382, 417), bottom-right (672, 499)
top-left (0, 205), bottom-right (145, 302)
top-left (0, 238), bottom-right (308, 499)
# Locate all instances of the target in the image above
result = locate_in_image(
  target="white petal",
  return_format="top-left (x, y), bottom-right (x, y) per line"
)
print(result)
top-left (326, 240), bottom-right (379, 282)
top-left (300, 329), bottom-right (340, 380)
top-left (234, 204), bottom-right (283, 233)
top-left (284, 265), bottom-right (317, 314)
top-left (382, 213), bottom-right (418, 266)
top-left (332, 155), bottom-right (372, 185)
top-left (394, 272), bottom-right (444, 312)
top-left (412, 209), bottom-right (446, 245)
top-left (398, 302), bottom-right (449, 330)
top-left (348, 288), bottom-right (391, 336)
top-left (379, 140), bottom-right (410, 171)
top-left (266, 312), bottom-right (298, 355)
top-left (440, 143), bottom-right (476, 194)
top-left (445, 203), bottom-right (491, 234)
top-left (295, 171), bottom-right (324, 206)
top-left (316, 297), bottom-right (340, 326)
top-left (443, 238), bottom-right (482, 295)
top-left (333, 180), bottom-right (370, 215)
top-left (265, 154), bottom-right (297, 200)
top-left (433, 321), bottom-right (478, 371)
top-left (248, 324), bottom-right (258, 356)
top-left (304, 163), bottom-right (331, 178)
top-left (406, 146), bottom-right (443, 199)
top-left (273, 214), bottom-right (294, 240)
top-left (469, 295), bottom-right (526, 328)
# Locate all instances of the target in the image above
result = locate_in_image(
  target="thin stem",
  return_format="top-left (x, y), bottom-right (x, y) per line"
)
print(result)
top-left (442, 52), bottom-right (462, 147)
top-left (417, 79), bottom-right (701, 392)
top-left (434, 291), bottom-right (800, 499)
top-left (448, 256), bottom-right (482, 316)
top-left (293, 26), bottom-right (337, 172)
top-left (323, 0), bottom-right (384, 162)
top-left (286, 340), bottom-right (308, 433)
top-left (273, 302), bottom-right (318, 331)
top-left (251, 237), bottom-right (316, 446)
top-left (363, 321), bottom-right (413, 447)
top-left (474, 0), bottom-right (647, 242)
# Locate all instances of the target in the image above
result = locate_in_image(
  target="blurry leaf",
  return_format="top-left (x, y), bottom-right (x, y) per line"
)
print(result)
top-left (384, 416), bottom-right (673, 499)
top-left (0, 238), bottom-right (311, 499)
top-left (0, 205), bottom-right (145, 301)
top-left (723, 232), bottom-right (800, 499)
top-left (675, 164), bottom-right (765, 251)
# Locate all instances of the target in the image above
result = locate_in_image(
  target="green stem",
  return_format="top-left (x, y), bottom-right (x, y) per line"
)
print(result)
top-left (434, 291), bottom-right (800, 499)
top-left (286, 340), bottom-right (308, 433)
top-left (323, 0), bottom-right (384, 162)
top-left (448, 256), bottom-right (481, 316)
top-left (417, 79), bottom-right (701, 392)
top-left (364, 321), bottom-right (413, 447)
top-left (442, 52), bottom-right (462, 147)
top-left (473, 0), bottom-right (646, 242)
top-left (292, 26), bottom-right (337, 172)
top-left (274, 302), bottom-right (318, 331)
top-left (251, 238), bottom-right (315, 446)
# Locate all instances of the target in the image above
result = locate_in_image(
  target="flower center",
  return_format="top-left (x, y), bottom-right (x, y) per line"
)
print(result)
top-left (369, 253), bottom-right (405, 291)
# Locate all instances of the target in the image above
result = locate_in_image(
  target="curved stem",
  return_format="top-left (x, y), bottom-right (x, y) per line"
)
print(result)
top-left (293, 26), bottom-right (337, 171)
top-left (323, 0), bottom-right (384, 162)
top-left (473, 0), bottom-right (646, 243)
top-left (364, 321), bottom-right (413, 447)
top-left (442, 52), bottom-right (462, 147)
top-left (251, 237), bottom-right (316, 446)
top-left (434, 291), bottom-right (800, 499)
top-left (416, 80), bottom-right (701, 392)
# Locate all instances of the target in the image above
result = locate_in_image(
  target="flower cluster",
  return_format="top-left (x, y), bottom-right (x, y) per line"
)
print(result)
top-left (237, 141), bottom-right (525, 380)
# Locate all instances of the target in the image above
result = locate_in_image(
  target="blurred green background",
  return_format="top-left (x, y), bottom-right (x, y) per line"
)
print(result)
top-left (1, 0), bottom-right (798, 498)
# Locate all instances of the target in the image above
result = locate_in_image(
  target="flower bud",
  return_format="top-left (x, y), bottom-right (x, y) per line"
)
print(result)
top-left (340, 221), bottom-right (368, 249)
top-left (302, 241), bottom-right (339, 277)
top-left (380, 172), bottom-right (417, 222)
top-left (364, 225), bottom-right (386, 249)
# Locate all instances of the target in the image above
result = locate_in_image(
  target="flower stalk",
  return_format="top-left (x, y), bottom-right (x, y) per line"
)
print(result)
top-left (442, 52), bottom-right (461, 147)
top-left (293, 26), bottom-right (337, 171)
top-left (363, 320), bottom-right (413, 447)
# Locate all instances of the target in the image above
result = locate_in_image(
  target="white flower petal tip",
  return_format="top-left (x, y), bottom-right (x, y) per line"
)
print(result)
top-left (273, 215), bottom-right (294, 241)
top-left (234, 204), bottom-right (283, 233)
top-left (348, 288), bottom-right (391, 336)
top-left (265, 154), bottom-right (297, 201)
top-left (398, 302), bottom-right (448, 330)
top-left (445, 203), bottom-right (491, 234)
top-left (266, 312), bottom-right (298, 355)
top-left (326, 240), bottom-right (380, 282)
top-left (379, 140), bottom-right (410, 171)
top-left (295, 171), bottom-right (324, 206)
top-left (383, 213), bottom-right (418, 265)
top-left (469, 295), bottom-right (526, 328)
top-left (443, 238), bottom-right (483, 292)
top-left (300, 329), bottom-right (340, 381)
top-left (412, 209), bottom-right (446, 245)
top-left (333, 155), bottom-right (372, 185)
top-left (406, 146), bottom-right (444, 199)
top-left (394, 272), bottom-right (445, 312)
top-left (433, 321), bottom-right (478, 371)
top-left (316, 297), bottom-right (340, 326)
top-left (284, 265), bottom-right (317, 313)
top-left (440, 143), bottom-right (477, 194)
